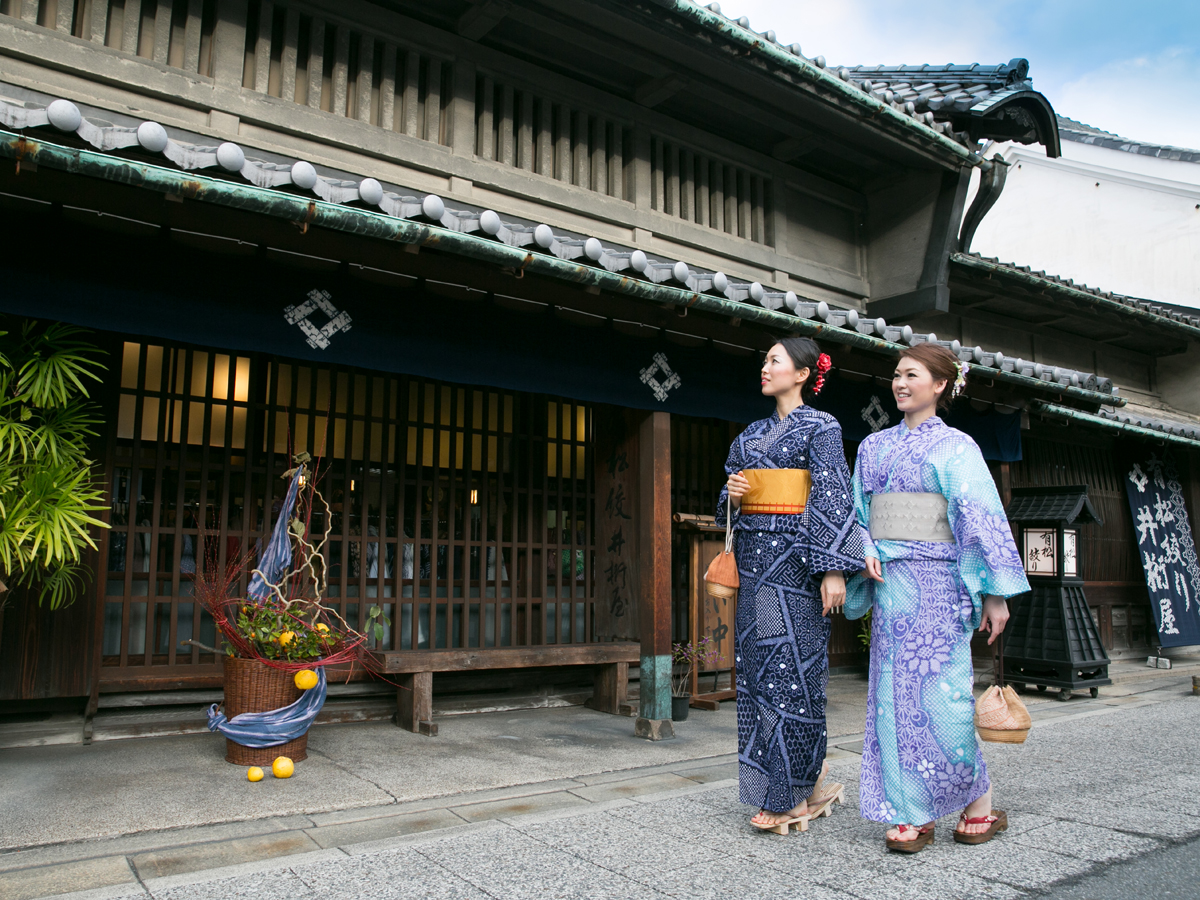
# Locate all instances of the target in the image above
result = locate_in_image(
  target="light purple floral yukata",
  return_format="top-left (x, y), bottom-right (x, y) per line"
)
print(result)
top-left (845, 416), bottom-right (1029, 826)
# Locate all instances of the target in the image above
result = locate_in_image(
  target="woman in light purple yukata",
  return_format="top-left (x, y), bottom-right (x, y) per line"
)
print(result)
top-left (845, 342), bottom-right (1030, 853)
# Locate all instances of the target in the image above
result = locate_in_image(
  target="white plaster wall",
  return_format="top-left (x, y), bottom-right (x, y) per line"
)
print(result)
top-left (966, 139), bottom-right (1200, 309)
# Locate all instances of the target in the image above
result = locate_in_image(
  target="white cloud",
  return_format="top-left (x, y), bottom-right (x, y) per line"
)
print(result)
top-left (1051, 47), bottom-right (1200, 149)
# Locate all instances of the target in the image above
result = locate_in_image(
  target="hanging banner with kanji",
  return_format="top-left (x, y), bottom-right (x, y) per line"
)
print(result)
top-left (1123, 451), bottom-right (1200, 648)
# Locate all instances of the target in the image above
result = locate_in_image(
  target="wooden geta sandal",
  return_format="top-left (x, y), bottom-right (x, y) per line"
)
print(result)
top-left (953, 809), bottom-right (1008, 845)
top-left (804, 783), bottom-right (845, 821)
top-left (885, 823), bottom-right (934, 853)
top-left (752, 809), bottom-right (811, 834)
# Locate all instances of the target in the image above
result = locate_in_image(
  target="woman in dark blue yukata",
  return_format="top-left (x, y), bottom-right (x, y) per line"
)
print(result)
top-left (716, 336), bottom-right (866, 834)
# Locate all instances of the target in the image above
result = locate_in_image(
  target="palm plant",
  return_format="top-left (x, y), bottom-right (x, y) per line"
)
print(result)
top-left (0, 319), bottom-right (108, 610)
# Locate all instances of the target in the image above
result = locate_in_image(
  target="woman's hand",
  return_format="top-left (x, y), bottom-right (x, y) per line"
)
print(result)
top-left (863, 557), bottom-right (884, 583)
top-left (726, 471), bottom-right (751, 509)
top-left (979, 596), bottom-right (1010, 645)
top-left (821, 570), bottom-right (846, 617)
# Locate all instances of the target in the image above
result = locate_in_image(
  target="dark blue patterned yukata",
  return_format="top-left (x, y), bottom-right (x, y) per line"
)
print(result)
top-left (717, 406), bottom-right (865, 813)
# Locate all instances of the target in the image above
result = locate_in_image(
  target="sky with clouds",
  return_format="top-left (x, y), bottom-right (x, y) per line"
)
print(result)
top-left (719, 0), bottom-right (1200, 150)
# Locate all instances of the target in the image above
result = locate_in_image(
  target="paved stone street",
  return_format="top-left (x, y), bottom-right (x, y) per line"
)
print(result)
top-left (1, 667), bottom-right (1198, 900)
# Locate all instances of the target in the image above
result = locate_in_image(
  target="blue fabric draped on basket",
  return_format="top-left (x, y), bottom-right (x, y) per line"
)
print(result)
top-left (209, 464), bottom-right (327, 747)
top-left (207, 667), bottom-right (327, 747)
top-left (246, 466), bottom-right (303, 602)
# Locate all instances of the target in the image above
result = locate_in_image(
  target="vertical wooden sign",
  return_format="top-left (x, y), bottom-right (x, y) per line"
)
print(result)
top-left (593, 405), bottom-right (640, 641)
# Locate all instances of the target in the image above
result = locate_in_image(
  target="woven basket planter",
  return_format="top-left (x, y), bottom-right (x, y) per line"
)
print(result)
top-left (222, 655), bottom-right (309, 765)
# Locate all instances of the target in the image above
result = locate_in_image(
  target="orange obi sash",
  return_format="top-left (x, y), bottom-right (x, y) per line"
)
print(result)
top-left (740, 469), bottom-right (812, 515)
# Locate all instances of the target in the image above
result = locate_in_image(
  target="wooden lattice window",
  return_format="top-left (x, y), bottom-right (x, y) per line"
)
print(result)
top-left (100, 341), bottom-right (596, 683)
top-left (669, 416), bottom-right (738, 642)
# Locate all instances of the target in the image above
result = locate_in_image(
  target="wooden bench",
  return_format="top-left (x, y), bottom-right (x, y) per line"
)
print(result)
top-left (371, 642), bottom-right (642, 735)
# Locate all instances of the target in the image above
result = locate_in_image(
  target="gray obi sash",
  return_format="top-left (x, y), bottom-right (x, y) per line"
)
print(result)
top-left (869, 492), bottom-right (954, 543)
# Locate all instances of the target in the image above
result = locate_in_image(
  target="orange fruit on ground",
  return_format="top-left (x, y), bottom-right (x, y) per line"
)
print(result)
top-left (294, 669), bottom-right (318, 690)
top-left (272, 756), bottom-right (294, 778)
top-left (247, 766), bottom-right (264, 782)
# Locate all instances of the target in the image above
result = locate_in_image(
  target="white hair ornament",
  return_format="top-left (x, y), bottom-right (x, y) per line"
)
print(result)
top-left (951, 361), bottom-right (970, 399)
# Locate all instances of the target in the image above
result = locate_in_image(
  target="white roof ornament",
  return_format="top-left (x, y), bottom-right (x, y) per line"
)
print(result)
top-left (136, 121), bottom-right (169, 153)
top-left (289, 160), bottom-right (318, 190)
top-left (357, 178), bottom-right (384, 206)
top-left (480, 209), bottom-right (503, 236)
top-left (215, 142), bottom-right (245, 172)
top-left (45, 99), bottom-right (81, 133)
top-left (421, 194), bottom-right (445, 221)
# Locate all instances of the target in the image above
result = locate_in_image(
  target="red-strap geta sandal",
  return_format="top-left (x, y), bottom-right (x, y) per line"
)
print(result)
top-left (885, 822), bottom-right (934, 853)
top-left (953, 809), bottom-right (1008, 845)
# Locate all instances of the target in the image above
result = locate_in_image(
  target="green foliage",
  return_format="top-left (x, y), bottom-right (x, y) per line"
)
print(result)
top-left (0, 319), bottom-right (108, 609)
top-left (366, 604), bottom-right (391, 645)
top-left (858, 608), bottom-right (873, 649)
top-left (230, 602), bottom-right (343, 661)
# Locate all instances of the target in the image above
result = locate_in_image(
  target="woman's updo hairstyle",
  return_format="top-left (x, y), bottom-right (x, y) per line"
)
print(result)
top-left (773, 336), bottom-right (824, 402)
top-left (897, 342), bottom-right (962, 411)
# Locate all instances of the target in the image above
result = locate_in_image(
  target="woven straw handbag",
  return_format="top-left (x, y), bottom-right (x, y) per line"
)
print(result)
top-left (704, 493), bottom-right (739, 599)
top-left (975, 636), bottom-right (1031, 744)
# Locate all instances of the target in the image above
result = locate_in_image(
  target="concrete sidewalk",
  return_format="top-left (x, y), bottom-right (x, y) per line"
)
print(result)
top-left (1, 665), bottom-right (1197, 899)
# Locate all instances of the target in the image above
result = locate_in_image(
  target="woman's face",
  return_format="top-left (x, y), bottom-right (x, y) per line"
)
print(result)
top-left (761, 344), bottom-right (808, 397)
top-left (893, 356), bottom-right (946, 413)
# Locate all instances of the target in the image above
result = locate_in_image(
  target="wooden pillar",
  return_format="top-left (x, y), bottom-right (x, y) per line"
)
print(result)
top-left (634, 411), bottom-right (674, 740)
top-left (448, 58), bottom-right (476, 158)
top-left (210, 0), bottom-right (249, 87)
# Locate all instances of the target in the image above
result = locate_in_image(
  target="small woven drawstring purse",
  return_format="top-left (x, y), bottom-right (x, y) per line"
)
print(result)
top-left (704, 492), bottom-right (739, 599)
top-left (975, 635), bottom-right (1031, 743)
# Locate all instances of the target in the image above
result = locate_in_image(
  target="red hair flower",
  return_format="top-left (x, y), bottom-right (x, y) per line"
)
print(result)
top-left (813, 353), bottom-right (832, 396)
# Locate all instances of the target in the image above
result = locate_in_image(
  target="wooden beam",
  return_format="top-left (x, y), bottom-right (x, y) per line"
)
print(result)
top-left (458, 0), bottom-right (512, 41)
top-left (372, 643), bottom-right (641, 674)
top-left (771, 134), bottom-right (818, 162)
top-left (635, 410), bottom-right (674, 739)
top-left (634, 74), bottom-right (688, 108)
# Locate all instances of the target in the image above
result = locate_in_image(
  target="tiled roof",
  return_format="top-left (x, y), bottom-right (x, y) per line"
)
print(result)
top-left (951, 252), bottom-right (1200, 340)
top-left (831, 58), bottom-right (1060, 156)
top-left (1029, 401), bottom-right (1200, 451)
top-left (1097, 407), bottom-right (1200, 442)
top-left (1058, 116), bottom-right (1200, 164)
top-left (1006, 486), bottom-right (1103, 525)
top-left (653, 2), bottom-right (976, 159)
top-left (0, 94), bottom-right (1121, 408)
top-left (657, 3), bottom-right (1059, 158)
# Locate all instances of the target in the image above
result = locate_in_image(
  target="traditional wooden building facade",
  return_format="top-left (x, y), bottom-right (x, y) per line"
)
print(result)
top-left (0, 0), bottom-right (1195, 741)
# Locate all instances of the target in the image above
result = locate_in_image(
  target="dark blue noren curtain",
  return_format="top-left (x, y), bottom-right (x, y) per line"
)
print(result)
top-left (0, 224), bottom-right (1018, 458)
top-left (810, 372), bottom-right (1022, 461)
